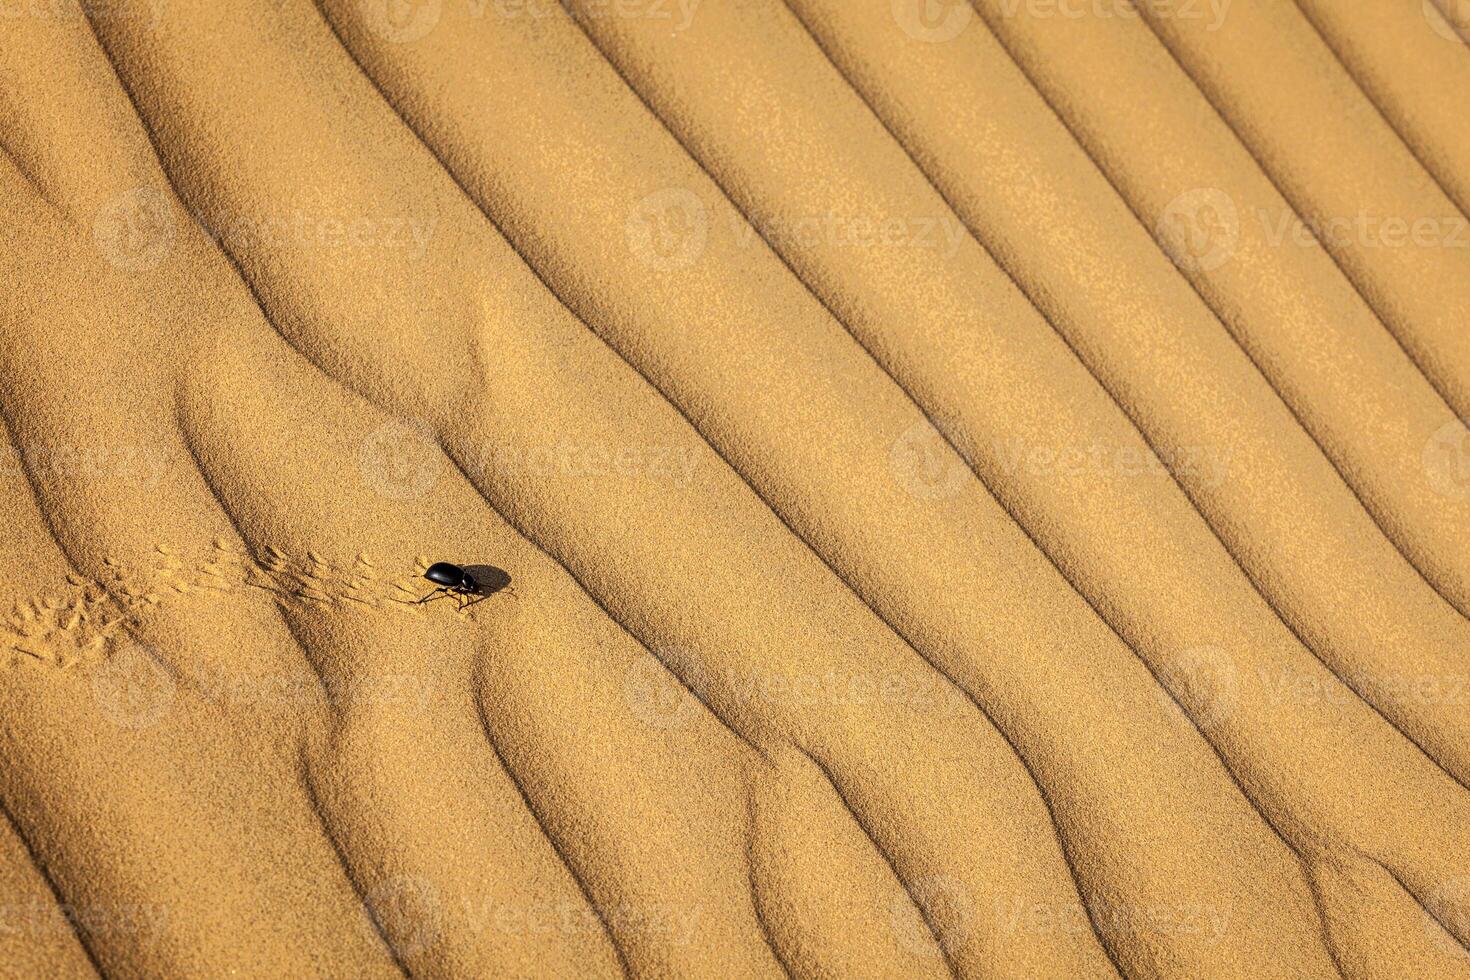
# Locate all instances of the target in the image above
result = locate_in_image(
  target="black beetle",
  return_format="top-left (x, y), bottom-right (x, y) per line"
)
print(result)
top-left (417, 562), bottom-right (514, 611)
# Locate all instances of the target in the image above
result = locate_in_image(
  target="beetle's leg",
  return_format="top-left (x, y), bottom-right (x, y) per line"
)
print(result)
top-left (417, 587), bottom-right (449, 604)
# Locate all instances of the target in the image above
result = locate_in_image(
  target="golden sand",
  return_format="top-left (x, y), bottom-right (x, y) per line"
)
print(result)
top-left (0, 0), bottom-right (1468, 976)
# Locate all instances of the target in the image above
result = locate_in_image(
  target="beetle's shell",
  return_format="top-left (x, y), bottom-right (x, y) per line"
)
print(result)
top-left (423, 562), bottom-right (467, 587)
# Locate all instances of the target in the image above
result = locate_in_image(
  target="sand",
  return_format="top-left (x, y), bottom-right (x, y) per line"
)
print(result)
top-left (0, 0), bottom-right (1467, 976)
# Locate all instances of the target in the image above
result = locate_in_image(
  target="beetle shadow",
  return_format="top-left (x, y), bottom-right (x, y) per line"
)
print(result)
top-left (458, 564), bottom-right (516, 611)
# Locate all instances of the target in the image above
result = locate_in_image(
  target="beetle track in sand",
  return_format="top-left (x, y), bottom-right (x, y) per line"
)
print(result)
top-left (3, 543), bottom-right (501, 670)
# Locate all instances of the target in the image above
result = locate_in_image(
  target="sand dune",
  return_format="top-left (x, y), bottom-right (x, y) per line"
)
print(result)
top-left (0, 1), bottom-right (1468, 976)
